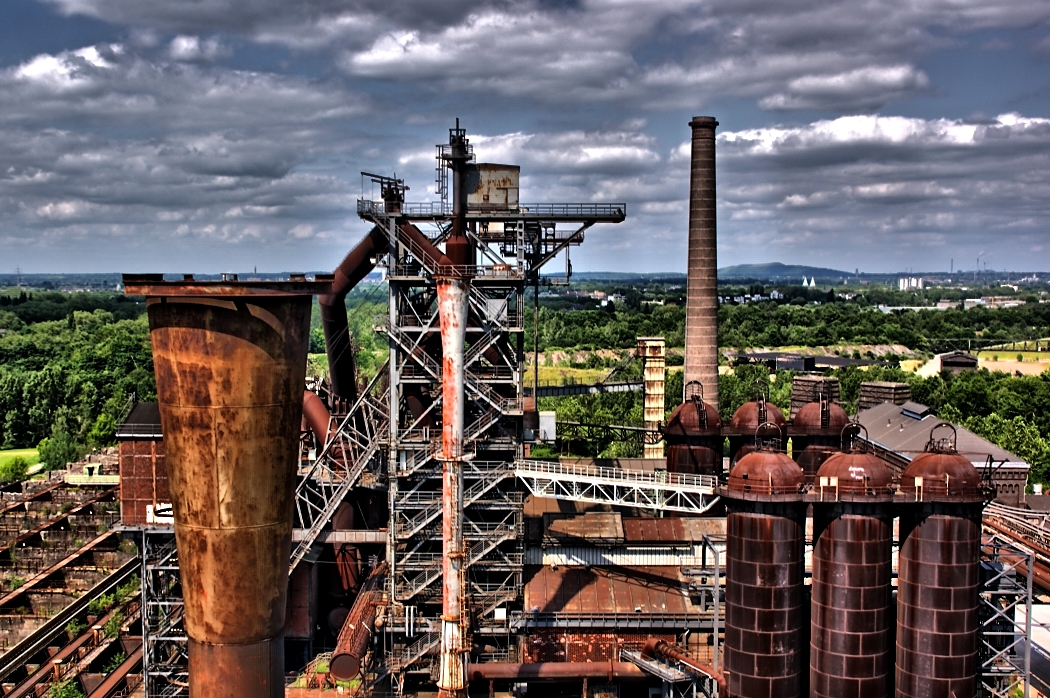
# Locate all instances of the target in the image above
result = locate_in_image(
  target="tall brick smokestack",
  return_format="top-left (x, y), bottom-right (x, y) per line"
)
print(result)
top-left (685, 116), bottom-right (719, 406)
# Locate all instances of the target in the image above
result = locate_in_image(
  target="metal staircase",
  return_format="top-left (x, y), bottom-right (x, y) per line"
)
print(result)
top-left (290, 371), bottom-right (390, 573)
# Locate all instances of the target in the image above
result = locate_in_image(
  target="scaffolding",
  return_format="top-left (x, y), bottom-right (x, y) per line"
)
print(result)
top-left (140, 529), bottom-right (187, 697)
top-left (979, 528), bottom-right (1033, 698)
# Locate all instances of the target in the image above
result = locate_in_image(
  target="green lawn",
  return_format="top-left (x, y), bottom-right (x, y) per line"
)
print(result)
top-left (0, 449), bottom-right (40, 469)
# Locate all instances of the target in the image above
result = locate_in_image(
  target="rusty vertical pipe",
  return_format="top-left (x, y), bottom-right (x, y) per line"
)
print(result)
top-left (124, 275), bottom-right (328, 698)
top-left (437, 276), bottom-right (468, 698)
top-left (445, 120), bottom-right (474, 267)
top-left (685, 116), bottom-right (719, 407)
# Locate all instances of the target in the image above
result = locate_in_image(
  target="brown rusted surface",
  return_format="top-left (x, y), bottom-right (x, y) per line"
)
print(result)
top-left (723, 443), bottom-right (807, 698)
top-left (664, 397), bottom-right (723, 476)
top-left (896, 506), bottom-right (981, 698)
top-left (795, 444), bottom-right (837, 483)
top-left (810, 451), bottom-right (894, 698)
top-left (642, 639), bottom-right (726, 693)
top-left (437, 276), bottom-right (468, 698)
top-left (117, 438), bottom-right (169, 526)
top-left (729, 400), bottom-right (786, 432)
top-left (188, 638), bottom-right (284, 697)
top-left (726, 449), bottom-right (804, 497)
top-left (724, 504), bottom-right (807, 698)
top-left (301, 390), bottom-right (332, 445)
top-left (124, 274), bottom-right (330, 296)
top-left (813, 450), bottom-right (894, 500)
top-left (137, 279), bottom-right (319, 698)
top-left (524, 566), bottom-right (700, 615)
top-left (684, 116), bottom-right (720, 407)
top-left (331, 563), bottom-right (387, 681)
top-left (621, 517), bottom-right (725, 543)
top-left (319, 226), bottom-right (386, 400)
top-left (467, 662), bottom-right (647, 681)
top-left (527, 631), bottom-right (674, 663)
top-left (791, 400), bottom-right (849, 434)
top-left (899, 450), bottom-right (984, 501)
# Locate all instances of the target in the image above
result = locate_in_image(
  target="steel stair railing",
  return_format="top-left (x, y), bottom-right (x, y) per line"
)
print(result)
top-left (394, 465), bottom-right (512, 539)
top-left (290, 374), bottom-right (390, 573)
top-left (395, 527), bottom-right (519, 601)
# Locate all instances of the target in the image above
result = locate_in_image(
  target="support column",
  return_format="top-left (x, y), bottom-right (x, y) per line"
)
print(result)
top-left (437, 277), bottom-right (469, 698)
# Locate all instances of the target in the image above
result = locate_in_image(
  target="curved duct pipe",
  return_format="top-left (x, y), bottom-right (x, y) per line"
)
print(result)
top-left (302, 390), bottom-right (333, 445)
top-left (320, 226), bottom-right (387, 401)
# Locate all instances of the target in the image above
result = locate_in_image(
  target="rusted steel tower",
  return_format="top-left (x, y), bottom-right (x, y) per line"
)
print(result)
top-left (810, 436), bottom-right (895, 698)
top-left (684, 116), bottom-right (720, 406)
top-left (124, 274), bottom-right (328, 697)
top-left (722, 431), bottom-right (807, 698)
top-left (896, 424), bottom-right (986, 698)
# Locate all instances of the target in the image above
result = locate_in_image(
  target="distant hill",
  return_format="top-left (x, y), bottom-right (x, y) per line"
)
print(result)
top-left (717, 262), bottom-right (851, 281)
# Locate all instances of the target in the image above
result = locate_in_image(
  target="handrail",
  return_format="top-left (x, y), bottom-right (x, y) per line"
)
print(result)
top-left (516, 459), bottom-right (718, 491)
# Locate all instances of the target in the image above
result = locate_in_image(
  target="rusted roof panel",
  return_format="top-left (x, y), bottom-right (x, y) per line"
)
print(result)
top-left (524, 566), bottom-right (697, 615)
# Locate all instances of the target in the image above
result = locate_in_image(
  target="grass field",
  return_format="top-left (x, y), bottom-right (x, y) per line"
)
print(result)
top-left (0, 449), bottom-right (39, 469)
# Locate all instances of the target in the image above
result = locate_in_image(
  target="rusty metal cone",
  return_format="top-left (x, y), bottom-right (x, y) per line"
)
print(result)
top-left (136, 282), bottom-right (320, 698)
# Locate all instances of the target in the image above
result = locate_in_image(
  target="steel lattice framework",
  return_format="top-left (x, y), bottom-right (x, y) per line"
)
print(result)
top-left (514, 459), bottom-right (721, 514)
top-left (979, 528), bottom-right (1033, 698)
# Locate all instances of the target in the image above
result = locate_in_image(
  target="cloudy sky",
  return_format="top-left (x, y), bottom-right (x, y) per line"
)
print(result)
top-left (3, 0), bottom-right (1050, 274)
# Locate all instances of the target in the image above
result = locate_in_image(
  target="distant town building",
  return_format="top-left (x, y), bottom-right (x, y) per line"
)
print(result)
top-left (939, 350), bottom-right (979, 374)
top-left (898, 277), bottom-right (925, 291)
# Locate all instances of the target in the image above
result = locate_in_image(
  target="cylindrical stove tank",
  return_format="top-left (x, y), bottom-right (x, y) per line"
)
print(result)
top-left (664, 384), bottom-right (723, 476)
top-left (790, 398), bottom-right (849, 482)
top-left (810, 445), bottom-right (894, 698)
top-left (727, 396), bottom-right (786, 466)
top-left (124, 274), bottom-right (328, 698)
top-left (896, 424), bottom-right (986, 698)
top-left (723, 439), bottom-right (806, 698)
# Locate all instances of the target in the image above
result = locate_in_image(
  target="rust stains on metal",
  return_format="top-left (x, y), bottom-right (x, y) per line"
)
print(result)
top-left (524, 566), bottom-right (699, 615)
top-left (467, 662), bottom-right (647, 681)
top-left (301, 389), bottom-right (332, 445)
top-left (319, 226), bottom-right (387, 400)
top-left (128, 274), bottom-right (326, 698)
top-left (722, 445), bottom-right (807, 698)
top-left (331, 563), bottom-right (388, 681)
top-left (895, 424), bottom-right (984, 698)
top-left (810, 450), bottom-right (894, 698)
top-left (437, 276), bottom-right (469, 698)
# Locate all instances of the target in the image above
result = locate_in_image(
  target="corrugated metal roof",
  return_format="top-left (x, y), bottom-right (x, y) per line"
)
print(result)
top-left (524, 565), bottom-right (697, 615)
top-left (856, 401), bottom-right (1025, 466)
top-left (544, 512), bottom-right (624, 544)
top-left (622, 517), bottom-right (725, 542)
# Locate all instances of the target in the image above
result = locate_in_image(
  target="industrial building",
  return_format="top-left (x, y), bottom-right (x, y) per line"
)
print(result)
top-left (40, 116), bottom-right (1034, 698)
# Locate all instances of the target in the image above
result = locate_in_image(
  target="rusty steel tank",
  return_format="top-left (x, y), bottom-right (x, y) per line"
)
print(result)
top-left (123, 273), bottom-right (328, 698)
top-left (810, 435), bottom-right (895, 698)
top-left (896, 423), bottom-right (986, 698)
top-left (664, 382), bottom-right (723, 476)
top-left (727, 393), bottom-right (786, 466)
top-left (722, 429), bottom-right (807, 698)
top-left (790, 395), bottom-right (849, 483)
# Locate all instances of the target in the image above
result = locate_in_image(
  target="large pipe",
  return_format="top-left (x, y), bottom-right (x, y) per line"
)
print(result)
top-left (684, 116), bottom-right (719, 407)
top-left (467, 662), bottom-right (647, 681)
top-left (302, 389), bottom-right (332, 445)
top-left (437, 276), bottom-right (469, 698)
top-left (445, 120), bottom-right (474, 267)
top-left (642, 639), bottom-right (726, 694)
top-left (330, 563), bottom-right (388, 681)
top-left (320, 226), bottom-right (387, 401)
top-left (124, 274), bottom-right (328, 698)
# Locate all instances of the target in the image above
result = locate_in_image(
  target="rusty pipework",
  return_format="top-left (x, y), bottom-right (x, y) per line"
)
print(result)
top-left (642, 639), bottom-right (726, 693)
top-left (684, 116), bottom-right (719, 407)
top-left (437, 276), bottom-right (469, 698)
top-left (124, 273), bottom-right (329, 698)
top-left (331, 563), bottom-right (388, 681)
top-left (302, 389), bottom-right (332, 445)
top-left (466, 662), bottom-right (646, 682)
top-left (320, 226), bottom-right (387, 401)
